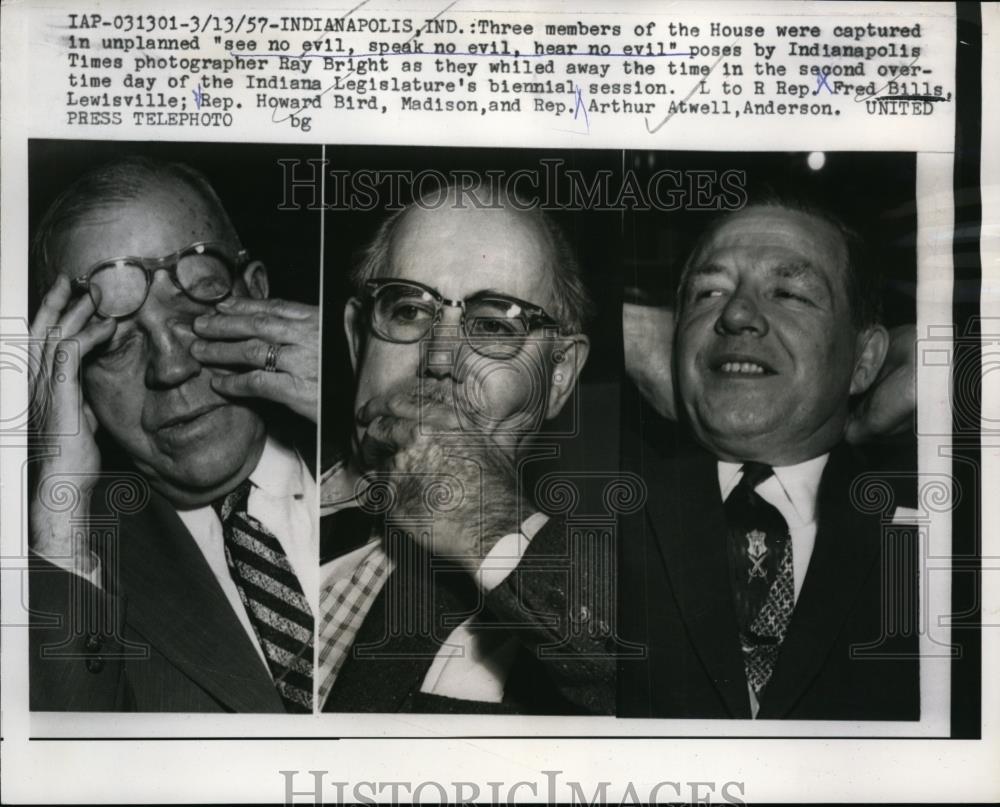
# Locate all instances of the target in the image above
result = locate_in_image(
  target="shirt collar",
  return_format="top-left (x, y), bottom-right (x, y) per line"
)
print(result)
top-left (249, 434), bottom-right (308, 499)
top-left (718, 453), bottom-right (830, 527)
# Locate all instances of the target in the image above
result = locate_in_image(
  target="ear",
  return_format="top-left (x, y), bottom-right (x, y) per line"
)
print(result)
top-left (545, 335), bottom-right (590, 420)
top-left (849, 324), bottom-right (890, 396)
top-left (241, 260), bottom-right (269, 300)
top-left (344, 297), bottom-right (365, 374)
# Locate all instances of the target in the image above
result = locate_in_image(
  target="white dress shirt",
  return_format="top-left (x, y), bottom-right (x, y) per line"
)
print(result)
top-left (177, 435), bottom-right (318, 669)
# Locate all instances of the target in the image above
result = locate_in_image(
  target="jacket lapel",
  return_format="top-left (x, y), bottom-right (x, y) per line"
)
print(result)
top-left (645, 447), bottom-right (751, 718)
top-left (117, 491), bottom-right (286, 712)
top-left (758, 444), bottom-right (881, 718)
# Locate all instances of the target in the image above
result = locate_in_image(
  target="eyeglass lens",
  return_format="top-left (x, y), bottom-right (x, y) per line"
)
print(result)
top-left (373, 284), bottom-right (533, 359)
top-left (89, 248), bottom-right (234, 317)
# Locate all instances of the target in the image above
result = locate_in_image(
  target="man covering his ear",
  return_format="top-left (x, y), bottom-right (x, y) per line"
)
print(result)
top-left (619, 196), bottom-right (921, 720)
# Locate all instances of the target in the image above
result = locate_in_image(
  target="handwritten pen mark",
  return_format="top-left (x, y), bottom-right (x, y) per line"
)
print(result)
top-left (192, 82), bottom-right (204, 109)
top-left (878, 95), bottom-right (947, 103)
top-left (572, 82), bottom-right (590, 131)
top-left (255, 49), bottom-right (694, 61)
top-left (853, 54), bottom-right (920, 103)
top-left (814, 70), bottom-right (833, 95)
top-left (341, 0), bottom-right (371, 19)
top-left (644, 44), bottom-right (733, 135)
top-left (270, 0), bottom-right (371, 124)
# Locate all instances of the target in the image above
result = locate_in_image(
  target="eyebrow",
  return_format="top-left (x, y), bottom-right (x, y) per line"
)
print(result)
top-left (767, 260), bottom-right (834, 297)
top-left (679, 262), bottom-right (729, 296)
top-left (466, 287), bottom-right (519, 300)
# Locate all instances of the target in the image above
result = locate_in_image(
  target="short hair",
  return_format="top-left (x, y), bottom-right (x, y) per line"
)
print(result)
top-left (352, 181), bottom-right (594, 335)
top-left (31, 155), bottom-right (239, 299)
top-left (677, 187), bottom-right (882, 329)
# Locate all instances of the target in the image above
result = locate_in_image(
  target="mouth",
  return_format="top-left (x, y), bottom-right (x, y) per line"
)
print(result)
top-left (709, 354), bottom-right (777, 377)
top-left (157, 403), bottom-right (225, 431)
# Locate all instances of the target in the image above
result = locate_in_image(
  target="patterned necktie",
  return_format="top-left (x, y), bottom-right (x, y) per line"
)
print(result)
top-left (725, 462), bottom-right (794, 701)
top-left (215, 480), bottom-right (314, 713)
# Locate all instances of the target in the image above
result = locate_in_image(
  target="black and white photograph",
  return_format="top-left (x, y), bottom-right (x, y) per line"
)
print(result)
top-left (618, 151), bottom-right (923, 722)
top-left (317, 148), bottom-right (626, 715)
top-left (26, 141), bottom-right (321, 713)
top-left (0, 0), bottom-right (994, 804)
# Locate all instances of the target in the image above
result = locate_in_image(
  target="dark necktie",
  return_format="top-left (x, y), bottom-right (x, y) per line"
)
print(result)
top-left (215, 479), bottom-right (314, 712)
top-left (725, 462), bottom-right (794, 701)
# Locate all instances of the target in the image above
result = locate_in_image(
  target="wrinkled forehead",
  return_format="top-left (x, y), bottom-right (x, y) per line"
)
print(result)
top-left (384, 201), bottom-right (556, 305)
top-left (51, 180), bottom-right (230, 281)
top-left (690, 206), bottom-right (848, 285)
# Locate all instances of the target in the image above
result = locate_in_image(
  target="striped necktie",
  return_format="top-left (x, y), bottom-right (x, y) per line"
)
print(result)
top-left (215, 479), bottom-right (314, 712)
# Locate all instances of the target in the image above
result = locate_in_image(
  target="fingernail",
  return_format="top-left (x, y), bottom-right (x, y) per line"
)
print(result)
top-left (193, 314), bottom-right (211, 327)
top-left (190, 340), bottom-right (204, 355)
top-left (216, 298), bottom-right (236, 310)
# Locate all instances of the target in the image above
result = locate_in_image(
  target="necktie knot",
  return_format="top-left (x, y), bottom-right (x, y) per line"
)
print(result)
top-left (738, 461), bottom-right (773, 492)
top-left (213, 478), bottom-right (253, 524)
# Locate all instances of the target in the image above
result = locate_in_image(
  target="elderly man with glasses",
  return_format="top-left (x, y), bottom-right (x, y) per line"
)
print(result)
top-left (319, 182), bottom-right (616, 714)
top-left (28, 156), bottom-right (319, 712)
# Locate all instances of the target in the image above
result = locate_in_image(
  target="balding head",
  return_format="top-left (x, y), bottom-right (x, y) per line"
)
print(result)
top-left (353, 182), bottom-right (592, 335)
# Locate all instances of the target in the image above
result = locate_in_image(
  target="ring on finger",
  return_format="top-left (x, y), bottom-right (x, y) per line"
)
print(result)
top-left (264, 343), bottom-right (281, 373)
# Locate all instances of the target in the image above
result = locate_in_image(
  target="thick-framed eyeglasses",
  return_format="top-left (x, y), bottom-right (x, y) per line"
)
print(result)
top-left (364, 278), bottom-right (561, 360)
top-left (71, 241), bottom-right (249, 318)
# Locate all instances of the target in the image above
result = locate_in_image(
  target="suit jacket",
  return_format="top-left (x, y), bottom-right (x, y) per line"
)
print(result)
top-left (322, 514), bottom-right (616, 715)
top-left (618, 441), bottom-right (920, 720)
top-left (29, 486), bottom-right (285, 712)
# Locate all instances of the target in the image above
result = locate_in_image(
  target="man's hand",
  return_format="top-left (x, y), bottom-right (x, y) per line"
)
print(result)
top-left (846, 323), bottom-right (916, 443)
top-left (623, 303), bottom-right (917, 442)
top-left (192, 297), bottom-right (319, 423)
top-left (28, 275), bottom-right (116, 568)
top-left (358, 394), bottom-right (527, 576)
top-left (623, 303), bottom-right (676, 420)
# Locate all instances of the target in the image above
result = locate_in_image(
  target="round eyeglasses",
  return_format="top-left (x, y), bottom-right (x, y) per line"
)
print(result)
top-left (364, 279), bottom-right (561, 360)
top-left (71, 241), bottom-right (248, 318)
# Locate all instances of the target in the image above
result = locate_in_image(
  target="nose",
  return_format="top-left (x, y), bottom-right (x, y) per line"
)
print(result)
top-left (715, 287), bottom-right (768, 337)
top-left (421, 305), bottom-right (464, 381)
top-left (140, 281), bottom-right (202, 389)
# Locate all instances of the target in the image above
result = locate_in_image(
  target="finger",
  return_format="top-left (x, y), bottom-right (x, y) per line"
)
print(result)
top-left (364, 414), bottom-right (422, 455)
top-left (215, 296), bottom-right (316, 321)
top-left (358, 391), bottom-right (462, 430)
top-left (209, 370), bottom-right (317, 421)
top-left (30, 275), bottom-right (73, 340)
top-left (50, 317), bottom-right (117, 379)
top-left (358, 394), bottom-right (419, 425)
top-left (48, 318), bottom-right (116, 416)
top-left (42, 292), bottom-right (101, 379)
top-left (192, 337), bottom-right (296, 370)
top-left (192, 311), bottom-right (299, 342)
top-left (30, 275), bottom-right (73, 369)
top-left (74, 315), bottom-right (118, 358)
top-left (82, 399), bottom-right (99, 434)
